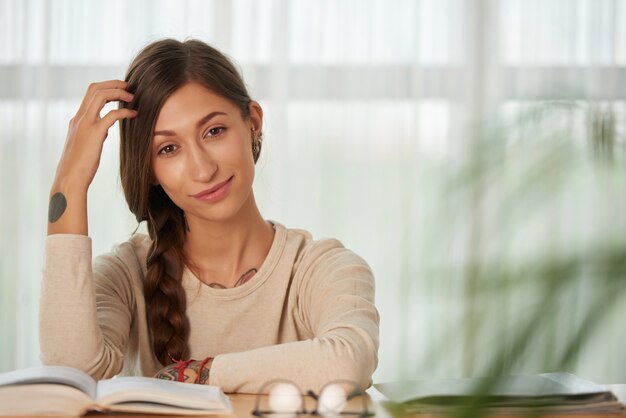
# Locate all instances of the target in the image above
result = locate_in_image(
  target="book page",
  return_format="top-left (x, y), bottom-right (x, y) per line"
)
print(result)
top-left (96, 376), bottom-right (232, 412)
top-left (0, 366), bottom-right (97, 399)
top-left (102, 402), bottom-right (232, 416)
top-left (0, 383), bottom-right (94, 416)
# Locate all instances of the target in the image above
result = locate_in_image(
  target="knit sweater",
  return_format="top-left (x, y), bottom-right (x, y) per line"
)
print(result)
top-left (39, 222), bottom-right (379, 393)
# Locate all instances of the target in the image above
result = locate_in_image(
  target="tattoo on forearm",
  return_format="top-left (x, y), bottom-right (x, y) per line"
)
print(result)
top-left (154, 368), bottom-right (177, 381)
top-left (200, 367), bottom-right (210, 383)
top-left (48, 192), bottom-right (67, 223)
top-left (187, 362), bottom-right (211, 384)
top-left (154, 360), bottom-right (211, 384)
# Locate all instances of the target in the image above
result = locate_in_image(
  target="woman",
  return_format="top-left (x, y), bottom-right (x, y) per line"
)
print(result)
top-left (40, 38), bottom-right (379, 394)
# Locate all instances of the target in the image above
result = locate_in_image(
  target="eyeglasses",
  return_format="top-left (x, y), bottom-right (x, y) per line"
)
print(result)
top-left (252, 379), bottom-right (374, 418)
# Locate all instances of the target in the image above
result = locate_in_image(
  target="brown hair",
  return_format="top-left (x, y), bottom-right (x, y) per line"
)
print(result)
top-left (118, 38), bottom-right (259, 366)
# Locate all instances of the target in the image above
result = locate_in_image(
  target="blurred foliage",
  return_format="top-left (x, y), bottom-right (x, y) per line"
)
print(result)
top-left (412, 101), bottom-right (625, 417)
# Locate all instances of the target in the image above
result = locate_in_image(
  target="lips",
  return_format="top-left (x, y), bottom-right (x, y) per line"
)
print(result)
top-left (191, 176), bottom-right (233, 203)
top-left (192, 177), bottom-right (232, 197)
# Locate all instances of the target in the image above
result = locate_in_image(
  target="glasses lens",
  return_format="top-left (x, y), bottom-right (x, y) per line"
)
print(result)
top-left (257, 381), bottom-right (302, 417)
top-left (318, 381), bottom-right (364, 417)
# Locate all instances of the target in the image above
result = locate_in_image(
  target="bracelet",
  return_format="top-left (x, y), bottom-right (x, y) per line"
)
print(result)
top-left (169, 355), bottom-right (196, 383)
top-left (196, 356), bottom-right (213, 384)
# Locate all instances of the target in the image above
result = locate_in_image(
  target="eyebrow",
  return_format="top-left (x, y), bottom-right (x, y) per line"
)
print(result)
top-left (153, 111), bottom-right (227, 137)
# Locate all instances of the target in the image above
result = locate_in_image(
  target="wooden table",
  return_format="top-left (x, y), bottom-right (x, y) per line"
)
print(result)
top-left (78, 390), bottom-right (381, 418)
top-left (198, 386), bottom-right (626, 418)
top-left (19, 385), bottom-right (626, 417)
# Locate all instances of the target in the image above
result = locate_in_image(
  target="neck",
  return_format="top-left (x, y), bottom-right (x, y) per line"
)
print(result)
top-left (181, 192), bottom-right (274, 288)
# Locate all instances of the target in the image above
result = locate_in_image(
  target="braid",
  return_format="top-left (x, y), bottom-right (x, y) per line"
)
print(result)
top-left (119, 38), bottom-right (257, 366)
top-left (144, 186), bottom-right (190, 366)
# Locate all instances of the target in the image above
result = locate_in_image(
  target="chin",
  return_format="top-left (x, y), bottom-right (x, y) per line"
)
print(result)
top-left (198, 194), bottom-right (252, 223)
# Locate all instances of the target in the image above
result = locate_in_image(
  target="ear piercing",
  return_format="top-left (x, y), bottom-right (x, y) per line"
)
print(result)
top-left (251, 127), bottom-right (263, 162)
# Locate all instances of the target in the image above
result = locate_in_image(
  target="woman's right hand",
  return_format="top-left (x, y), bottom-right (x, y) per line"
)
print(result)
top-left (53, 80), bottom-right (137, 192)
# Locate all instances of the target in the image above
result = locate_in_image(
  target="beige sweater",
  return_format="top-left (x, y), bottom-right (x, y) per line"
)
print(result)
top-left (39, 222), bottom-right (379, 393)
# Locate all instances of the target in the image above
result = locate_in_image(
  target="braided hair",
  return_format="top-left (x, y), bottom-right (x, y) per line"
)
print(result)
top-left (118, 38), bottom-right (256, 366)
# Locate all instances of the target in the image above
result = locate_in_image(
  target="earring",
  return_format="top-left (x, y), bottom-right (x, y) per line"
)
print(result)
top-left (251, 127), bottom-right (262, 162)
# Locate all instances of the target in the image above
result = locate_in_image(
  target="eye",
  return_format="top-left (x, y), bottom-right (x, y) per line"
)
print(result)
top-left (158, 144), bottom-right (177, 156)
top-left (204, 126), bottom-right (226, 138)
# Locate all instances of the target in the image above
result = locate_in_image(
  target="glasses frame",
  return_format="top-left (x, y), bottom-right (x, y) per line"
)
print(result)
top-left (252, 378), bottom-right (374, 417)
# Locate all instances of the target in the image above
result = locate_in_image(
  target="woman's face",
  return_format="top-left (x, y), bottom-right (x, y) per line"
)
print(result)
top-left (151, 81), bottom-right (262, 223)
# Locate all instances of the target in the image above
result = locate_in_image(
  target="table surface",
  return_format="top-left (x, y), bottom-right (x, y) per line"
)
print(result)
top-left (219, 387), bottom-right (626, 418)
top-left (16, 384), bottom-right (626, 418)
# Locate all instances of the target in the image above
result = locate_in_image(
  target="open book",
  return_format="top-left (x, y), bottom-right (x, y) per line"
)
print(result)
top-left (374, 372), bottom-right (624, 415)
top-left (0, 365), bottom-right (233, 416)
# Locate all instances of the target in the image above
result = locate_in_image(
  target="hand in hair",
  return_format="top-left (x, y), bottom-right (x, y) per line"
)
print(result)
top-left (54, 80), bottom-right (137, 192)
top-left (154, 358), bottom-right (213, 384)
top-left (48, 80), bottom-right (137, 235)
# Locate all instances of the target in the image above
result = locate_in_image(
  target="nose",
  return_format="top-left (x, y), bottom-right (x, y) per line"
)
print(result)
top-left (187, 142), bottom-right (217, 182)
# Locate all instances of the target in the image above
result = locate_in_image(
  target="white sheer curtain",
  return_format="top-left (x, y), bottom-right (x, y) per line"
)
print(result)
top-left (1, 0), bottom-right (624, 384)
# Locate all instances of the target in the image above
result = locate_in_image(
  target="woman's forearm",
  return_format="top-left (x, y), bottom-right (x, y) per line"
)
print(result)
top-left (47, 179), bottom-right (89, 236)
top-left (39, 234), bottom-right (133, 380)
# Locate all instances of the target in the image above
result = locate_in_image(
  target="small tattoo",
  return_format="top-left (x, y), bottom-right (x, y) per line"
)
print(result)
top-left (154, 360), bottom-right (211, 384)
top-left (154, 369), bottom-right (176, 380)
top-left (235, 268), bottom-right (258, 286)
top-left (186, 361), bottom-right (211, 384)
top-left (48, 192), bottom-right (67, 223)
top-left (208, 283), bottom-right (227, 289)
top-left (198, 367), bottom-right (210, 384)
top-left (207, 268), bottom-right (258, 289)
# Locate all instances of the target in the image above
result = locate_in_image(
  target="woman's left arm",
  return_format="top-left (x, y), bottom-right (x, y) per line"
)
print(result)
top-left (205, 243), bottom-right (380, 393)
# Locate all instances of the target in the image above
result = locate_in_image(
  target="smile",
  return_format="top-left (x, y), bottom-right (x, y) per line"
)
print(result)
top-left (192, 176), bottom-right (233, 203)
